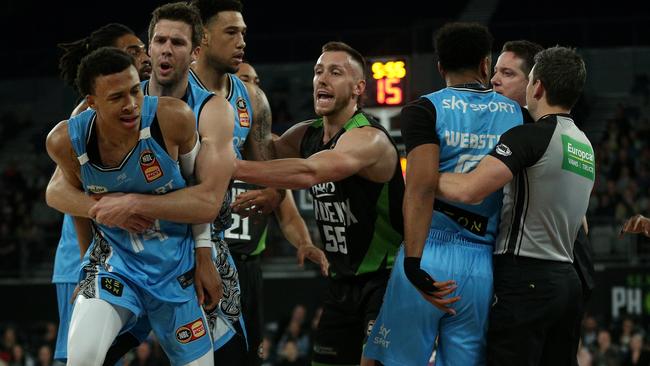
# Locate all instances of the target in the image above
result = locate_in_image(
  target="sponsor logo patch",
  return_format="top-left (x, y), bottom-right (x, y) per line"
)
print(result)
top-left (495, 143), bottom-right (512, 157)
top-left (235, 97), bottom-right (250, 128)
top-left (176, 319), bottom-right (206, 344)
top-left (100, 277), bottom-right (123, 297)
top-left (561, 135), bottom-right (595, 181)
top-left (87, 185), bottom-right (108, 194)
top-left (139, 150), bottom-right (163, 183)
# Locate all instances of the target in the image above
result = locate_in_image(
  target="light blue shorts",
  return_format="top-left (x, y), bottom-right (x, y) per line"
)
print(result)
top-left (364, 230), bottom-right (493, 366)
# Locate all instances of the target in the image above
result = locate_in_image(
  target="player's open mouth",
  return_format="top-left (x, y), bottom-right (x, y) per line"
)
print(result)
top-left (159, 62), bottom-right (173, 76)
top-left (316, 91), bottom-right (334, 105)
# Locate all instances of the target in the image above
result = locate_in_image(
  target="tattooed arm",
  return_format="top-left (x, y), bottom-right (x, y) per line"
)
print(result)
top-left (242, 82), bottom-right (275, 161)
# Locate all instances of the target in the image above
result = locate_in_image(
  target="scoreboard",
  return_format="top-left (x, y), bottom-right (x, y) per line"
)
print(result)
top-left (365, 57), bottom-right (409, 107)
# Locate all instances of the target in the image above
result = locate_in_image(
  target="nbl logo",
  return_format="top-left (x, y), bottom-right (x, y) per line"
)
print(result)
top-left (139, 150), bottom-right (164, 183)
top-left (236, 97), bottom-right (250, 128)
top-left (175, 319), bottom-right (206, 344)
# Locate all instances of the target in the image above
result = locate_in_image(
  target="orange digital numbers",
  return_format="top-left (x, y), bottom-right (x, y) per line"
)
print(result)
top-left (370, 60), bottom-right (407, 106)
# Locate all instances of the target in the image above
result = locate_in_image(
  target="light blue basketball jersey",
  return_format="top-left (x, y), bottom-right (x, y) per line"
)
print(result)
top-left (189, 69), bottom-right (252, 158)
top-left (67, 96), bottom-right (195, 303)
top-left (141, 80), bottom-right (214, 129)
top-left (424, 86), bottom-right (522, 244)
top-left (52, 214), bottom-right (81, 283)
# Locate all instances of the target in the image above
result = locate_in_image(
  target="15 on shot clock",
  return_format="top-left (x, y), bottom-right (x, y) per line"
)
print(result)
top-left (364, 57), bottom-right (409, 107)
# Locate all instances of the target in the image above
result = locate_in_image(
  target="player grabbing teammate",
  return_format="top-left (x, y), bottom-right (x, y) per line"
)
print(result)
top-left (50, 23), bottom-right (151, 364)
top-left (45, 47), bottom-right (216, 365)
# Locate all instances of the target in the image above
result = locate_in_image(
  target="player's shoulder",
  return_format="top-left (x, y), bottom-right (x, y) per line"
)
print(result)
top-left (157, 97), bottom-right (196, 136)
top-left (46, 120), bottom-right (73, 156)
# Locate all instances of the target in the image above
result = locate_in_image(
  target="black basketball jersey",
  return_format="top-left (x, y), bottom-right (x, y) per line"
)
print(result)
top-left (300, 111), bottom-right (404, 278)
top-left (224, 180), bottom-right (269, 256)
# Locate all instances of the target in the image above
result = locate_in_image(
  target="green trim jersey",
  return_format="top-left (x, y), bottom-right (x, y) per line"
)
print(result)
top-left (300, 111), bottom-right (404, 278)
top-left (224, 180), bottom-right (268, 256)
top-left (489, 113), bottom-right (595, 262)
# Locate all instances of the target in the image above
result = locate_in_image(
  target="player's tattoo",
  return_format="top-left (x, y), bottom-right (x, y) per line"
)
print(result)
top-left (245, 85), bottom-right (276, 161)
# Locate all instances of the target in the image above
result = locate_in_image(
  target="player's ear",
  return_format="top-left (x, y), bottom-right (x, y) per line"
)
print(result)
top-left (86, 95), bottom-right (96, 110)
top-left (354, 79), bottom-right (366, 97)
top-left (201, 27), bottom-right (209, 46)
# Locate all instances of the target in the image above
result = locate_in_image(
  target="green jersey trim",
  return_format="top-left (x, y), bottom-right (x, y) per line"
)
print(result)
top-left (250, 225), bottom-right (268, 256)
top-left (355, 184), bottom-right (401, 275)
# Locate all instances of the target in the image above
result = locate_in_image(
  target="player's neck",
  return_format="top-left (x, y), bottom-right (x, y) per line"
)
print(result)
top-left (95, 116), bottom-right (140, 150)
top-left (192, 59), bottom-right (230, 97)
top-left (445, 71), bottom-right (487, 89)
top-left (149, 75), bottom-right (188, 99)
top-left (323, 104), bottom-right (358, 140)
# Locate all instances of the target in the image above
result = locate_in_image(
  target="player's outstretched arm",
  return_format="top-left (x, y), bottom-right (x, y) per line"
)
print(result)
top-left (235, 126), bottom-right (391, 189)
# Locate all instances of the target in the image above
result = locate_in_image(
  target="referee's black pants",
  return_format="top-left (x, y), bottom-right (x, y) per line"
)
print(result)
top-left (487, 255), bottom-right (582, 366)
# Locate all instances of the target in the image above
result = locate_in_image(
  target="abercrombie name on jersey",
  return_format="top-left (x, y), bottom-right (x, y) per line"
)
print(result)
top-left (442, 96), bottom-right (517, 114)
top-left (311, 182), bottom-right (358, 255)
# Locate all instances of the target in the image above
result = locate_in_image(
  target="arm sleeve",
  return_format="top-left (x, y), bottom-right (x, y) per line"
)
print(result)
top-left (488, 122), bottom-right (555, 175)
top-left (400, 98), bottom-right (439, 154)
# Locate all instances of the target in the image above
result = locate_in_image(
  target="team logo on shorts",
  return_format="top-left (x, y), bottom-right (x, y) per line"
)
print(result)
top-left (176, 318), bottom-right (206, 344)
top-left (100, 277), bottom-right (123, 297)
top-left (235, 97), bottom-right (250, 128)
top-left (139, 150), bottom-right (163, 183)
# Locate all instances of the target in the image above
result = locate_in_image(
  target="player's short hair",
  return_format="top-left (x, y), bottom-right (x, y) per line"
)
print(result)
top-left (434, 22), bottom-right (493, 72)
top-left (58, 23), bottom-right (135, 89)
top-left (149, 2), bottom-right (203, 48)
top-left (321, 41), bottom-right (366, 80)
top-left (532, 46), bottom-right (586, 109)
top-left (501, 40), bottom-right (544, 78)
top-left (190, 0), bottom-right (243, 26)
top-left (76, 47), bottom-right (136, 96)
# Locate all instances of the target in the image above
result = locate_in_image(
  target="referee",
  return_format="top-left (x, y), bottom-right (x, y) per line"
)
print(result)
top-left (437, 46), bottom-right (594, 366)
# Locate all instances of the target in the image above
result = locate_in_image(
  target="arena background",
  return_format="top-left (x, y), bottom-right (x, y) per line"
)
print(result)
top-left (0, 0), bottom-right (649, 364)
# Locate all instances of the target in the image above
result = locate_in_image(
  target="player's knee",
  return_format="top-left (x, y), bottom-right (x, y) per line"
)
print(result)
top-left (66, 342), bottom-right (106, 366)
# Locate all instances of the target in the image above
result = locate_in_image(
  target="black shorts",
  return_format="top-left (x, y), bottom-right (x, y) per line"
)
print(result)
top-left (487, 255), bottom-right (582, 366)
top-left (312, 271), bottom-right (390, 365)
top-left (232, 253), bottom-right (264, 366)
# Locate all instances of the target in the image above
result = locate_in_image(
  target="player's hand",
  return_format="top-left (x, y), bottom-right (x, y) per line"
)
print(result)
top-left (619, 214), bottom-right (650, 238)
top-left (297, 244), bottom-right (329, 276)
top-left (403, 256), bottom-right (460, 315)
top-left (89, 193), bottom-right (154, 232)
top-left (194, 247), bottom-right (223, 311)
top-left (231, 188), bottom-right (282, 217)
